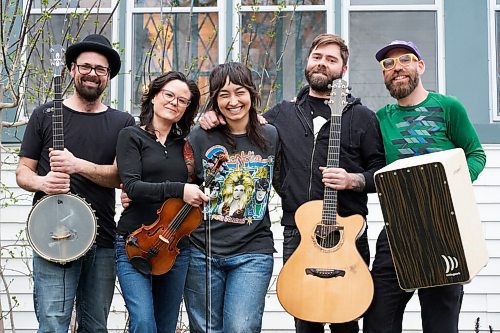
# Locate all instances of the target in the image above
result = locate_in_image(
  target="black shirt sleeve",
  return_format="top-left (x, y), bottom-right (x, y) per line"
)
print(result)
top-left (360, 112), bottom-right (386, 193)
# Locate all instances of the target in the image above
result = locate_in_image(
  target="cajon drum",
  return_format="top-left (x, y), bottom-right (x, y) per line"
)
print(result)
top-left (374, 148), bottom-right (488, 290)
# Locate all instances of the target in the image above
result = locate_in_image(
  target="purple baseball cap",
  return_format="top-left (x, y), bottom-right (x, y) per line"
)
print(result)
top-left (375, 40), bottom-right (423, 61)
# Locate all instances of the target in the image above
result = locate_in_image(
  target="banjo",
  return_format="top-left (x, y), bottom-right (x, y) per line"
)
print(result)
top-left (26, 45), bottom-right (97, 264)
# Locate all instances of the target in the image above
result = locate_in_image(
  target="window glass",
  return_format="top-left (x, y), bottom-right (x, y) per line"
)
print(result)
top-left (132, 12), bottom-right (218, 114)
top-left (1, 14), bottom-right (114, 143)
top-left (33, 0), bottom-right (112, 8)
top-left (496, 11), bottom-right (500, 116)
top-left (240, 11), bottom-right (325, 110)
top-left (349, 11), bottom-right (437, 111)
top-left (241, 0), bottom-right (324, 5)
top-left (26, 14), bottom-right (114, 109)
top-left (134, 0), bottom-right (217, 7)
top-left (351, 0), bottom-right (434, 4)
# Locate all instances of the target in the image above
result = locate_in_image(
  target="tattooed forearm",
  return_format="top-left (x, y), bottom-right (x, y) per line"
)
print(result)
top-left (350, 173), bottom-right (366, 192)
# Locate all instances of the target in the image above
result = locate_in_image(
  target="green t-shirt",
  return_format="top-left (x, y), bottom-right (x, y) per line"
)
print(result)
top-left (376, 92), bottom-right (486, 181)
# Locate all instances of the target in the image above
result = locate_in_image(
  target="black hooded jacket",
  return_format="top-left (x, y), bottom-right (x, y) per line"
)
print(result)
top-left (264, 86), bottom-right (386, 227)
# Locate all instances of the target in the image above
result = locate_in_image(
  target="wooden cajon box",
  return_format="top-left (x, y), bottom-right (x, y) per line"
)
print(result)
top-left (374, 148), bottom-right (488, 290)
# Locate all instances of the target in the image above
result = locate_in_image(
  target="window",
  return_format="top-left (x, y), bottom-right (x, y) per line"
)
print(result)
top-left (241, 0), bottom-right (325, 4)
top-left (126, 1), bottom-right (331, 114)
top-left (1, 1), bottom-right (116, 143)
top-left (351, 0), bottom-right (434, 5)
top-left (346, 1), bottom-right (440, 112)
top-left (492, 0), bottom-right (500, 120)
top-left (236, 2), bottom-right (330, 109)
top-left (240, 10), bottom-right (326, 108)
top-left (128, 1), bottom-right (219, 114)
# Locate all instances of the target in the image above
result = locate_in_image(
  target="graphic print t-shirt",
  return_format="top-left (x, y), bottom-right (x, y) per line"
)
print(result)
top-left (186, 124), bottom-right (279, 258)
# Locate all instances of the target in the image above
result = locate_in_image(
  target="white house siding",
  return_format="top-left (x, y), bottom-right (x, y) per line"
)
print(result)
top-left (0, 145), bottom-right (499, 332)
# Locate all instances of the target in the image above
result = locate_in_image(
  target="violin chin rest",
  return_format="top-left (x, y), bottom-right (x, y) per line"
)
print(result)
top-left (130, 256), bottom-right (152, 275)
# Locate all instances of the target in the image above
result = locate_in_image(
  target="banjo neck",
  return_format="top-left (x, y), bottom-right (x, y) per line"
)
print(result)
top-left (26, 45), bottom-right (98, 265)
top-left (53, 74), bottom-right (64, 151)
top-left (50, 44), bottom-right (65, 151)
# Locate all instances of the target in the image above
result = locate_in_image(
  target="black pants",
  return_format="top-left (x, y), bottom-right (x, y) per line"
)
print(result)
top-left (363, 230), bottom-right (463, 333)
top-left (282, 225), bottom-right (370, 333)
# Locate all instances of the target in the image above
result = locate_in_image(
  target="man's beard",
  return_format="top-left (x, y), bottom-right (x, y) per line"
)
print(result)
top-left (74, 76), bottom-right (105, 102)
top-left (305, 66), bottom-right (342, 93)
top-left (385, 70), bottom-right (419, 100)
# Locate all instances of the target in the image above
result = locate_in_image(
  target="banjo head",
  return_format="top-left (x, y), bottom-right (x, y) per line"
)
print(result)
top-left (27, 193), bottom-right (97, 264)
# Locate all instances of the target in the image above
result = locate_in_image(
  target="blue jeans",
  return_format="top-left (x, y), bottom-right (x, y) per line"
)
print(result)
top-left (363, 230), bottom-right (463, 333)
top-left (282, 225), bottom-right (370, 333)
top-left (32, 245), bottom-right (116, 333)
top-left (115, 235), bottom-right (190, 333)
top-left (184, 245), bottom-right (273, 333)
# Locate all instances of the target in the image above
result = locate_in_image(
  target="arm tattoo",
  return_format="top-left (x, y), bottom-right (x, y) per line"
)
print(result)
top-left (183, 142), bottom-right (196, 183)
top-left (350, 173), bottom-right (366, 192)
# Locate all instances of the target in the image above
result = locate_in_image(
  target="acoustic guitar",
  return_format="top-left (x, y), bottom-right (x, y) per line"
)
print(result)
top-left (276, 79), bottom-right (374, 323)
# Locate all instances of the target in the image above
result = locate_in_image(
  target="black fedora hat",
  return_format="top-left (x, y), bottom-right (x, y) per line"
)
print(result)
top-left (65, 34), bottom-right (121, 78)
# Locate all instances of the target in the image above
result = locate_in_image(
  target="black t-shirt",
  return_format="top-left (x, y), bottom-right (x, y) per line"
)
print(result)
top-left (115, 125), bottom-right (186, 238)
top-left (306, 94), bottom-right (330, 121)
top-left (186, 125), bottom-right (279, 258)
top-left (19, 102), bottom-right (135, 248)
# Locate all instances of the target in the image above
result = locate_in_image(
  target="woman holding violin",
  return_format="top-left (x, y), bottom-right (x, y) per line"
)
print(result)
top-left (115, 71), bottom-right (208, 333)
top-left (183, 62), bottom-right (279, 333)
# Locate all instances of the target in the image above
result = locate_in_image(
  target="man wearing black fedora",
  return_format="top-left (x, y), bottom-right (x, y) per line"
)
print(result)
top-left (16, 34), bottom-right (135, 332)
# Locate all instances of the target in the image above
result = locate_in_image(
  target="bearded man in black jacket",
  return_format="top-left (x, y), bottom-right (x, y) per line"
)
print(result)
top-left (201, 33), bottom-right (386, 333)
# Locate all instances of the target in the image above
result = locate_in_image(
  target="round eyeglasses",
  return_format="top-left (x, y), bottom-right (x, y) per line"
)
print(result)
top-left (161, 89), bottom-right (191, 107)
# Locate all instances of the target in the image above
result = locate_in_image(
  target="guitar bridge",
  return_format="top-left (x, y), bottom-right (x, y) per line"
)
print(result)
top-left (305, 268), bottom-right (345, 279)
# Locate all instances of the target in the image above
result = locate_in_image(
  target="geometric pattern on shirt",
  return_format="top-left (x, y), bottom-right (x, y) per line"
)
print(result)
top-left (391, 106), bottom-right (445, 159)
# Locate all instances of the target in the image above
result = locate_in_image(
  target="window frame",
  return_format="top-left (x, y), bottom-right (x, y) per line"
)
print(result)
top-left (230, 1), bottom-right (335, 61)
top-left (489, 0), bottom-right (500, 121)
top-left (341, 0), bottom-right (444, 92)
top-left (230, 1), bottom-right (334, 104)
top-left (27, 0), bottom-right (120, 108)
top-left (124, 1), bottom-right (221, 114)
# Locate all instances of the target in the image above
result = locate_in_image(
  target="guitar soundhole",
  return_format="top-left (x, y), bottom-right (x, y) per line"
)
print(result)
top-left (314, 225), bottom-right (342, 249)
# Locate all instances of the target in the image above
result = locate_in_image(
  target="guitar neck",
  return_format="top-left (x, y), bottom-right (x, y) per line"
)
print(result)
top-left (322, 78), bottom-right (347, 226)
top-left (53, 75), bottom-right (64, 151)
top-left (322, 114), bottom-right (341, 225)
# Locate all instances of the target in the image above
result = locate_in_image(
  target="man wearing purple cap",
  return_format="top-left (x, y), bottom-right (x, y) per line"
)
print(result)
top-left (16, 34), bottom-right (135, 332)
top-left (363, 41), bottom-right (486, 333)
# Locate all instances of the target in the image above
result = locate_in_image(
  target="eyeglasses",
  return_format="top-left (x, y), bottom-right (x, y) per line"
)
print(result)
top-left (379, 53), bottom-right (419, 71)
top-left (161, 89), bottom-right (191, 107)
top-left (75, 63), bottom-right (110, 76)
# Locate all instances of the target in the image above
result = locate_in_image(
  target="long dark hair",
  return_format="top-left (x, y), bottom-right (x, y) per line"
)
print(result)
top-left (139, 71), bottom-right (200, 138)
top-left (208, 62), bottom-right (267, 150)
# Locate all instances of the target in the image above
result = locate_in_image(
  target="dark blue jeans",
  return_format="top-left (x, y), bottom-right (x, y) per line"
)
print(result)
top-left (115, 235), bottom-right (190, 333)
top-left (363, 229), bottom-right (463, 333)
top-left (282, 225), bottom-right (370, 333)
top-left (33, 245), bottom-right (115, 333)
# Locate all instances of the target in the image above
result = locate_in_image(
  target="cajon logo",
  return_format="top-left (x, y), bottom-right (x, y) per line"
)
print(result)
top-left (441, 255), bottom-right (461, 276)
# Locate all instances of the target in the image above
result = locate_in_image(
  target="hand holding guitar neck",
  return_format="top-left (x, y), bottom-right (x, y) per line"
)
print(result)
top-left (276, 79), bottom-right (374, 324)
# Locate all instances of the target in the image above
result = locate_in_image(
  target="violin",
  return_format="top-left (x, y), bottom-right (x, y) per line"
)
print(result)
top-left (125, 152), bottom-right (227, 275)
